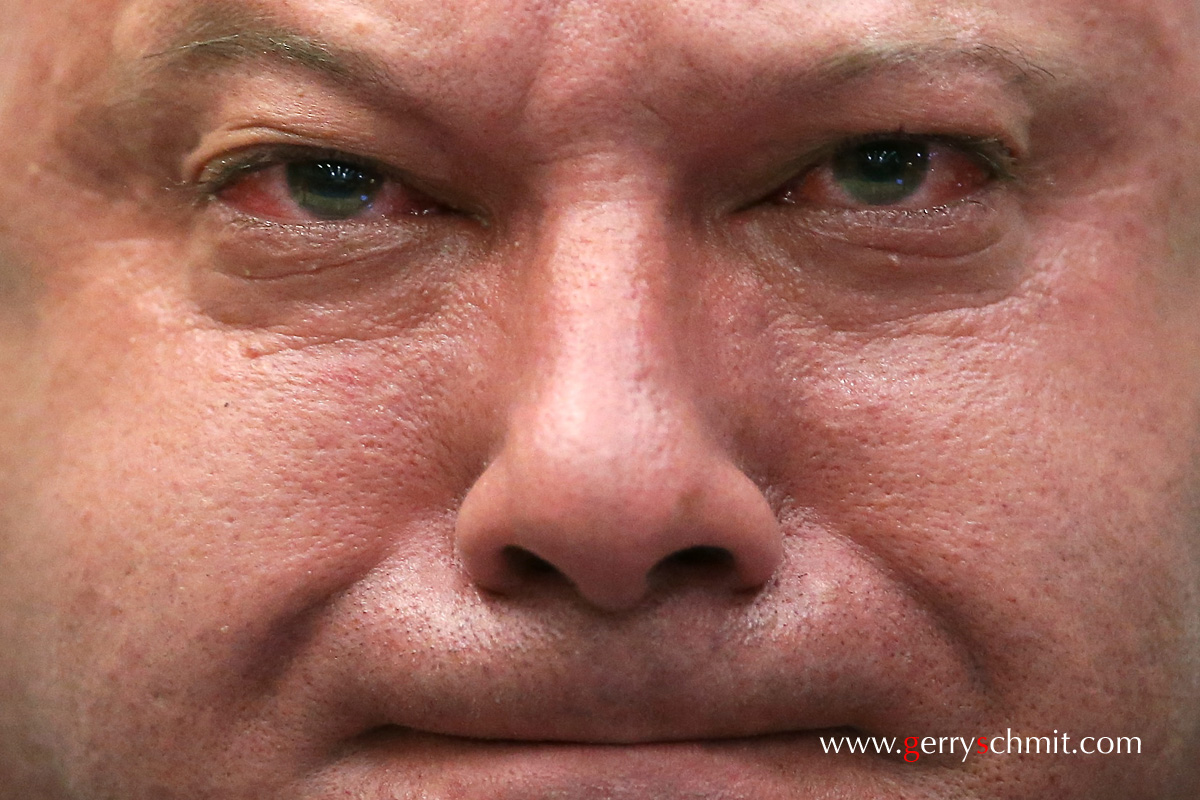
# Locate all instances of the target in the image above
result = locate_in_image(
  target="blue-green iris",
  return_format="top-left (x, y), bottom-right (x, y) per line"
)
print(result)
top-left (286, 160), bottom-right (382, 219)
top-left (832, 140), bottom-right (930, 206)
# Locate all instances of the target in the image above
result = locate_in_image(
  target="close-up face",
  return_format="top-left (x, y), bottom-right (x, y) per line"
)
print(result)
top-left (2, 0), bottom-right (1200, 797)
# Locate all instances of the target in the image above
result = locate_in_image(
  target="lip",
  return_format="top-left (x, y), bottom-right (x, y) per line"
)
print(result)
top-left (308, 727), bottom-right (920, 800)
top-left (293, 554), bottom-right (987, 746)
top-left (245, 533), bottom-right (990, 794)
top-left (315, 609), bottom-right (970, 745)
top-left (355, 724), bottom-right (868, 750)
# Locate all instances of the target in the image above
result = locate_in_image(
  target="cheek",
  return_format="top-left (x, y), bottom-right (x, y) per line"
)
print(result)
top-left (756, 325), bottom-right (1200, 798)
top-left (46, 343), bottom-right (468, 604)
top-left (759, 246), bottom-right (1200, 754)
top-left (11, 319), bottom-right (492, 791)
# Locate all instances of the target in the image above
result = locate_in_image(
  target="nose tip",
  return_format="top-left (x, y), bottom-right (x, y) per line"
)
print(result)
top-left (455, 432), bottom-right (783, 613)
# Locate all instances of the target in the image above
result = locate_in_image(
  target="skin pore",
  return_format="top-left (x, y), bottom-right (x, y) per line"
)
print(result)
top-left (1, 0), bottom-right (1200, 798)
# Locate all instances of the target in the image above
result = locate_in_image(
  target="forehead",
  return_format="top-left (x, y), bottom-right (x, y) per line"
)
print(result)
top-left (63, 0), bottom-right (1181, 171)
top-left (103, 0), bottom-right (1183, 89)
top-left (3, 0), bottom-right (1196, 207)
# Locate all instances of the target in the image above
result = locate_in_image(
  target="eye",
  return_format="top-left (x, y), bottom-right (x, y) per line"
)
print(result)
top-left (833, 139), bottom-right (930, 206)
top-left (286, 160), bottom-right (382, 219)
top-left (776, 136), bottom-right (1001, 211)
top-left (208, 153), bottom-right (445, 222)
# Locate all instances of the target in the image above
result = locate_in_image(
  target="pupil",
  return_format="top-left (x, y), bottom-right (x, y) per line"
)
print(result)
top-left (833, 140), bottom-right (930, 206)
top-left (286, 160), bottom-right (381, 219)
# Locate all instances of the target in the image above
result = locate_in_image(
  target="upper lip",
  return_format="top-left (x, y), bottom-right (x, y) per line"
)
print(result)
top-left (355, 725), bottom-right (864, 748)
top-left (269, 548), bottom-right (987, 748)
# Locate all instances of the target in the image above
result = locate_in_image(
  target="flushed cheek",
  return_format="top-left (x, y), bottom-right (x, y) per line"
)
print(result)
top-left (764, 295), bottom-right (1200, 767)
top-left (19, 330), bottom-right (484, 792)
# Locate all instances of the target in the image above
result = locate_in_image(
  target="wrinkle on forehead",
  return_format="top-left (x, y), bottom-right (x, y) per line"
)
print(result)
top-left (35, 0), bottom-right (1190, 223)
top-left (29, 0), bottom-right (1200, 191)
top-left (93, 0), bottom-right (1200, 58)
top-left (108, 0), bottom-right (1195, 106)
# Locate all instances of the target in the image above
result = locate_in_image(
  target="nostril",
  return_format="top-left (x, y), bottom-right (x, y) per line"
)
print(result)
top-left (501, 545), bottom-right (562, 579)
top-left (650, 545), bottom-right (738, 590)
top-left (494, 543), bottom-right (745, 607)
top-left (456, 448), bottom-right (784, 609)
top-left (658, 545), bottom-right (734, 570)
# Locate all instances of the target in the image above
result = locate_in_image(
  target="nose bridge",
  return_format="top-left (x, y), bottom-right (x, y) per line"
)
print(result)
top-left (517, 193), bottom-right (688, 484)
top-left (453, 177), bottom-right (783, 612)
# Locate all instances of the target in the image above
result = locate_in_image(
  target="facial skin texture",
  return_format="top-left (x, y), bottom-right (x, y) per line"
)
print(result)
top-left (2, 0), bottom-right (1200, 797)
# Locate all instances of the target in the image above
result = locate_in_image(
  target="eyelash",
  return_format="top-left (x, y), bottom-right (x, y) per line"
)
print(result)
top-left (195, 146), bottom-right (375, 198)
top-left (768, 132), bottom-right (1017, 209)
top-left (193, 145), bottom-right (449, 225)
top-left (192, 132), bottom-right (1018, 224)
top-left (840, 132), bottom-right (1017, 178)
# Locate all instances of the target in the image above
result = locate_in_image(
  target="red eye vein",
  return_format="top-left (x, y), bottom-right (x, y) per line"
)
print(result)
top-left (215, 158), bottom-right (445, 222)
top-left (777, 138), bottom-right (997, 211)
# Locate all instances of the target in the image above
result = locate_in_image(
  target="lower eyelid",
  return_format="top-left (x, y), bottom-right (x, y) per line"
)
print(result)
top-left (195, 204), bottom-right (429, 279)
top-left (781, 191), bottom-right (1011, 260)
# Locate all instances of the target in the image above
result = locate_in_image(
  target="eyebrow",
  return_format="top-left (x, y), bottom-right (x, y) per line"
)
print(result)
top-left (146, 29), bottom-right (358, 83)
top-left (132, 3), bottom-right (1062, 101)
top-left (125, 0), bottom-right (418, 102)
top-left (819, 40), bottom-right (1059, 87)
top-left (148, 33), bottom-right (1059, 91)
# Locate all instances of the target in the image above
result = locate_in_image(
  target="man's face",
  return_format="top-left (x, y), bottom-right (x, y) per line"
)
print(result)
top-left (2, 0), bottom-right (1200, 797)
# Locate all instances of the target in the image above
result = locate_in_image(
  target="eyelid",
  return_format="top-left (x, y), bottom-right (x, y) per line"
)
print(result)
top-left (190, 144), bottom-right (493, 227)
top-left (815, 132), bottom-right (1017, 180)
top-left (728, 132), bottom-right (1019, 215)
top-left (191, 134), bottom-right (1018, 219)
top-left (193, 145), bottom-right (389, 199)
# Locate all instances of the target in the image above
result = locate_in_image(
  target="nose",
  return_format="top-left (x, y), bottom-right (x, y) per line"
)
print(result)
top-left (454, 197), bottom-right (783, 612)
